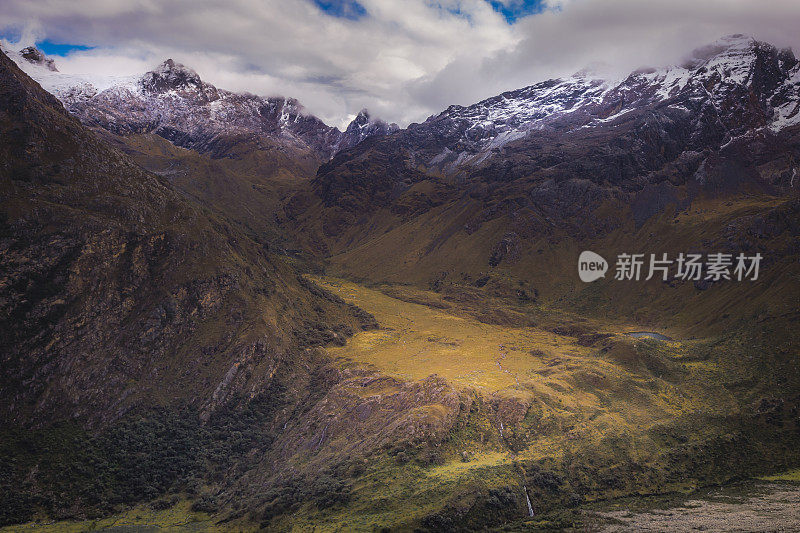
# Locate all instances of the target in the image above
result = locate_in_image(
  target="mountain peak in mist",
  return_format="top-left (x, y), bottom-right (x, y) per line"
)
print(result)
top-left (142, 58), bottom-right (204, 92)
top-left (682, 34), bottom-right (775, 69)
top-left (19, 46), bottom-right (58, 72)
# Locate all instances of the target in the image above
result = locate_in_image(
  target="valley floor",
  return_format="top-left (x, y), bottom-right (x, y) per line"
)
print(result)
top-left (314, 276), bottom-right (596, 391)
top-left (312, 274), bottom-right (739, 461)
top-left (591, 477), bottom-right (800, 532)
top-left (259, 276), bottom-right (795, 531)
top-left (5, 276), bottom-right (796, 532)
top-left (7, 480), bottom-right (800, 532)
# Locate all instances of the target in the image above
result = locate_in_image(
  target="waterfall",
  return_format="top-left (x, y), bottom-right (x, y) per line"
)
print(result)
top-left (523, 486), bottom-right (534, 517)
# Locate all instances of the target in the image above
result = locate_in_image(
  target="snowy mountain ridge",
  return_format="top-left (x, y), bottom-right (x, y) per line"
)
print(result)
top-left (4, 45), bottom-right (396, 159)
top-left (6, 35), bottom-right (799, 171)
top-left (419, 34), bottom-right (800, 171)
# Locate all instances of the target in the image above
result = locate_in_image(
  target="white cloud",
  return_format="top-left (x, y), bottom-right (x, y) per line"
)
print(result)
top-left (2, 0), bottom-right (799, 128)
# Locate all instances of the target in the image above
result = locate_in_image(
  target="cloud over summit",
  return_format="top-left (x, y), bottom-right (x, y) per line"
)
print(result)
top-left (2, 0), bottom-right (799, 128)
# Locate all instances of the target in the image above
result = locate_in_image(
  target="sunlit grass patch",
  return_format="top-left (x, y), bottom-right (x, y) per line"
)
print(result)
top-left (426, 451), bottom-right (512, 480)
top-left (312, 276), bottom-right (595, 391)
top-left (759, 469), bottom-right (800, 482)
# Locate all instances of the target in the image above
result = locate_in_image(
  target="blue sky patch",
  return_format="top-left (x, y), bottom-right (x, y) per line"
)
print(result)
top-left (1, 28), bottom-right (94, 56)
top-left (487, 0), bottom-right (546, 23)
top-left (312, 0), bottom-right (368, 20)
top-left (35, 40), bottom-right (93, 56)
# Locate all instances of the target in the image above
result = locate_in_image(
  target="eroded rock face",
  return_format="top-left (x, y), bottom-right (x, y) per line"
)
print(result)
top-left (279, 373), bottom-right (464, 459)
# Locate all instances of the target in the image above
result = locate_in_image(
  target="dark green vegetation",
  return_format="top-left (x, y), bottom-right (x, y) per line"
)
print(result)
top-left (1, 385), bottom-right (370, 527)
top-left (0, 398), bottom-right (279, 526)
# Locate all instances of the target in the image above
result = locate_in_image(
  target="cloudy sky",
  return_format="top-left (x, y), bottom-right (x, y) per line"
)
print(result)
top-left (2, 0), bottom-right (800, 128)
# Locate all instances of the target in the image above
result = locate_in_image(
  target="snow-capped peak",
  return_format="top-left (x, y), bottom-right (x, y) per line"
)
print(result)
top-left (345, 109), bottom-right (397, 133)
top-left (336, 109), bottom-right (398, 152)
top-left (682, 34), bottom-right (758, 68)
top-left (421, 35), bottom-right (800, 172)
top-left (348, 109), bottom-right (372, 129)
top-left (2, 48), bottom-right (395, 159)
top-left (141, 59), bottom-right (205, 93)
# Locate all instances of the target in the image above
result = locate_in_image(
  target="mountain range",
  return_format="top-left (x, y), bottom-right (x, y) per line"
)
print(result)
top-left (7, 48), bottom-right (397, 159)
top-left (1, 34), bottom-right (799, 531)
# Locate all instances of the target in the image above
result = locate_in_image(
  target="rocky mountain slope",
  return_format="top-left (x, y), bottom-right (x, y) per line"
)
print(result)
top-left (293, 35), bottom-right (799, 259)
top-left (0, 47), bottom-right (375, 427)
top-left (0, 48), bottom-right (478, 530)
top-left (5, 46), bottom-right (398, 254)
